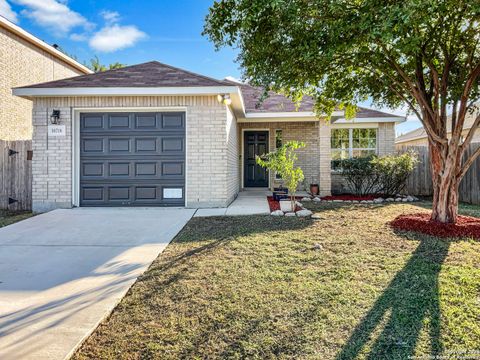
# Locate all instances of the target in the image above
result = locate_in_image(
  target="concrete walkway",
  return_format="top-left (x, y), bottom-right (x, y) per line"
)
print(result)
top-left (0, 207), bottom-right (194, 360)
top-left (194, 189), bottom-right (271, 217)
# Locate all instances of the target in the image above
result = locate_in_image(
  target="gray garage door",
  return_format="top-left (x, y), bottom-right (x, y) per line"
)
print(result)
top-left (80, 112), bottom-right (185, 206)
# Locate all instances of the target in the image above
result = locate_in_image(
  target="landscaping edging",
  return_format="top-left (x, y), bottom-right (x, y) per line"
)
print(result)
top-left (268, 194), bottom-right (421, 217)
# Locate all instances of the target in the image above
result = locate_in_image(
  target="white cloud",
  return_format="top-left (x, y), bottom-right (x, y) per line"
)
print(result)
top-left (100, 10), bottom-right (119, 24)
top-left (89, 24), bottom-right (146, 52)
top-left (70, 32), bottom-right (87, 41)
top-left (13, 0), bottom-right (92, 35)
top-left (0, 0), bottom-right (18, 23)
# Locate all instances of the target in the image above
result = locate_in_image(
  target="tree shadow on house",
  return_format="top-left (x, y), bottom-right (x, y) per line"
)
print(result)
top-left (335, 234), bottom-right (450, 360)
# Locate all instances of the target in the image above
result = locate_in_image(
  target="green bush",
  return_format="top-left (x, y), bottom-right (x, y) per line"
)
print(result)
top-left (340, 152), bottom-right (418, 196)
top-left (372, 152), bottom-right (419, 196)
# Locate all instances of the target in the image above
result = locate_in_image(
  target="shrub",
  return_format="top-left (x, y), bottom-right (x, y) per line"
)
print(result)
top-left (373, 151), bottom-right (419, 196)
top-left (340, 156), bottom-right (379, 196)
top-left (340, 152), bottom-right (418, 196)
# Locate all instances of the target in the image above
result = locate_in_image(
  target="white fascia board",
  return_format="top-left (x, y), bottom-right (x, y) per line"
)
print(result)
top-left (12, 86), bottom-right (239, 97)
top-left (333, 116), bottom-right (406, 124)
top-left (244, 110), bottom-right (344, 119)
top-left (0, 16), bottom-right (92, 74)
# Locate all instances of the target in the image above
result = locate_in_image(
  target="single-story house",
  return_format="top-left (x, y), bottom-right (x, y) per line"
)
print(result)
top-left (0, 15), bottom-right (92, 140)
top-left (396, 106), bottom-right (480, 147)
top-left (13, 61), bottom-right (405, 212)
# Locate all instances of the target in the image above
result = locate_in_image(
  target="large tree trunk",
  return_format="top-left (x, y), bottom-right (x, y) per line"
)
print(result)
top-left (429, 143), bottom-right (460, 223)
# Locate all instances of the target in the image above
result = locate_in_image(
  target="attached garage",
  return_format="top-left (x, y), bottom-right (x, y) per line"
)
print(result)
top-left (79, 111), bottom-right (185, 207)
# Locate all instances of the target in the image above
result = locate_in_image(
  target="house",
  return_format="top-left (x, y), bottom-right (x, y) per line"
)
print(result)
top-left (0, 16), bottom-right (92, 141)
top-left (13, 61), bottom-right (405, 212)
top-left (396, 108), bottom-right (480, 147)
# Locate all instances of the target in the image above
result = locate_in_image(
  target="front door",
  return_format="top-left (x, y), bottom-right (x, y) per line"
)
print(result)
top-left (244, 131), bottom-right (269, 187)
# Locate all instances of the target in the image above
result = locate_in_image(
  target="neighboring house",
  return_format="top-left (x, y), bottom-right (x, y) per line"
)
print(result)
top-left (395, 107), bottom-right (480, 147)
top-left (13, 61), bottom-right (404, 212)
top-left (0, 15), bottom-right (92, 140)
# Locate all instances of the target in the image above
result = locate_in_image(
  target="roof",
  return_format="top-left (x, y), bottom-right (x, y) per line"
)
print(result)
top-left (13, 60), bottom-right (404, 121)
top-left (18, 61), bottom-right (231, 89)
top-left (236, 83), bottom-right (316, 113)
top-left (232, 82), bottom-right (404, 119)
top-left (395, 127), bottom-right (427, 144)
top-left (0, 15), bottom-right (92, 74)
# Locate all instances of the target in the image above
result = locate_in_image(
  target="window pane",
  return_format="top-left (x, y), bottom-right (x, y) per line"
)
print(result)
top-left (331, 149), bottom-right (349, 160)
top-left (352, 128), bottom-right (377, 149)
top-left (352, 149), bottom-right (376, 158)
top-left (331, 129), bottom-right (349, 149)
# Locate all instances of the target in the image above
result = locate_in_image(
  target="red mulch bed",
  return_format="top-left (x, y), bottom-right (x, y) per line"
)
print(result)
top-left (321, 194), bottom-right (377, 201)
top-left (267, 196), bottom-right (303, 212)
top-left (390, 213), bottom-right (480, 239)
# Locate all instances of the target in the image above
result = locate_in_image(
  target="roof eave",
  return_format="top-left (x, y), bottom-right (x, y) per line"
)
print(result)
top-left (12, 86), bottom-right (240, 98)
top-left (333, 116), bottom-right (406, 124)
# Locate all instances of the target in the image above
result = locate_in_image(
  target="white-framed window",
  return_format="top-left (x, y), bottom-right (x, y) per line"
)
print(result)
top-left (275, 129), bottom-right (283, 179)
top-left (331, 128), bottom-right (377, 170)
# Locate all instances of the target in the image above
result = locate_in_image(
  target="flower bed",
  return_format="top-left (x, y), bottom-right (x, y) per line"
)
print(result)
top-left (320, 194), bottom-right (377, 201)
top-left (267, 196), bottom-right (303, 212)
top-left (390, 213), bottom-right (480, 239)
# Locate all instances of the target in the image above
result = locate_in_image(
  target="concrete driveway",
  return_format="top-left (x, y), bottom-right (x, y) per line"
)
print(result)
top-left (0, 207), bottom-right (194, 360)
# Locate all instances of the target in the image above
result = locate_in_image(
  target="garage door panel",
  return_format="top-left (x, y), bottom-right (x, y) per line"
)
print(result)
top-left (80, 112), bottom-right (185, 206)
top-left (80, 184), bottom-right (185, 206)
top-left (81, 136), bottom-right (184, 157)
top-left (81, 160), bottom-right (184, 181)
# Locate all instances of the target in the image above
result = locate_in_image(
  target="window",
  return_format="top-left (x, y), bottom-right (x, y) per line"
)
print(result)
top-left (331, 128), bottom-right (377, 170)
top-left (275, 129), bottom-right (283, 179)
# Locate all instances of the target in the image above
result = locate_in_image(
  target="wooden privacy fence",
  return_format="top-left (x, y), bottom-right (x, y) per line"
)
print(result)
top-left (398, 144), bottom-right (480, 205)
top-left (0, 140), bottom-right (32, 211)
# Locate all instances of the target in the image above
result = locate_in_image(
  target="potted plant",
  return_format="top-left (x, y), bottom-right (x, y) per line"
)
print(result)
top-left (309, 177), bottom-right (319, 196)
top-left (256, 141), bottom-right (305, 212)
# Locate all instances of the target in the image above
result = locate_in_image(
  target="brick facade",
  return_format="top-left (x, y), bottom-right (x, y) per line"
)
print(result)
top-left (238, 120), bottom-right (331, 196)
top-left (0, 25), bottom-right (86, 140)
top-left (30, 96), bottom-right (235, 212)
top-left (29, 94), bottom-right (397, 211)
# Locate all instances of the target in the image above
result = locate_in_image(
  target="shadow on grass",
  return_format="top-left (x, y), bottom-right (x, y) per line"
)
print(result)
top-left (336, 234), bottom-right (450, 360)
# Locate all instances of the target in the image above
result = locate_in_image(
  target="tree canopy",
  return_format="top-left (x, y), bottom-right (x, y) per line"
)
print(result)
top-left (204, 0), bottom-right (479, 120)
top-left (204, 0), bottom-right (480, 223)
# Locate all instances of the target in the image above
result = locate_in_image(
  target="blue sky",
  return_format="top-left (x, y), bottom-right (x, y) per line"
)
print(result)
top-left (0, 0), bottom-right (421, 134)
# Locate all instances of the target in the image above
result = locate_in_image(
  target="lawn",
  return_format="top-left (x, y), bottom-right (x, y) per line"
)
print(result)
top-left (74, 202), bottom-right (480, 360)
top-left (0, 210), bottom-right (32, 228)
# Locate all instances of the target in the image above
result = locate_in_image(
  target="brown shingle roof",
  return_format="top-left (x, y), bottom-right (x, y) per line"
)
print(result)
top-left (18, 61), bottom-right (231, 88)
top-left (236, 82), bottom-right (404, 118)
top-left (16, 60), bottom-right (405, 119)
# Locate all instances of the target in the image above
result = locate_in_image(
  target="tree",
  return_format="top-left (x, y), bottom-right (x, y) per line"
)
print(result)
top-left (88, 56), bottom-right (126, 72)
top-left (204, 0), bottom-right (480, 223)
top-left (256, 141), bottom-right (305, 211)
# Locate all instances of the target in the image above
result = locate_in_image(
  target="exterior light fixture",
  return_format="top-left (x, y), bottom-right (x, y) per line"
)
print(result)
top-left (50, 110), bottom-right (60, 124)
top-left (217, 94), bottom-right (232, 106)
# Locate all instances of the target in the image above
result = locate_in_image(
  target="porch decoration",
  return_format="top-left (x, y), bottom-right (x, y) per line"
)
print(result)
top-left (256, 141), bottom-right (305, 213)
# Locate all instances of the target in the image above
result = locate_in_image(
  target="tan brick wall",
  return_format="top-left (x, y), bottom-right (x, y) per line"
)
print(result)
top-left (226, 106), bottom-right (240, 203)
top-left (31, 96), bottom-right (232, 212)
top-left (0, 26), bottom-right (85, 140)
top-left (238, 121), bottom-right (331, 196)
top-left (332, 123), bottom-right (397, 194)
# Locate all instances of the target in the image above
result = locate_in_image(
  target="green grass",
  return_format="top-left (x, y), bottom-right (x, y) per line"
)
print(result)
top-left (74, 202), bottom-right (480, 360)
top-left (0, 210), bottom-right (32, 228)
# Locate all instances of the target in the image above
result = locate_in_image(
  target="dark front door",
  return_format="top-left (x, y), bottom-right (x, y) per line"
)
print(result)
top-left (244, 131), bottom-right (269, 187)
top-left (79, 112), bottom-right (185, 207)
